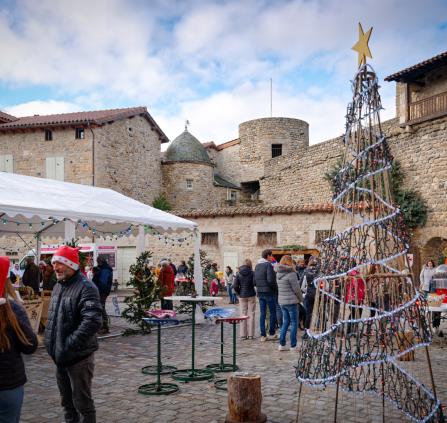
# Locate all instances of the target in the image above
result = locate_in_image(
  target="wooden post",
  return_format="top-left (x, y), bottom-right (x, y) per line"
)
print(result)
top-left (226, 373), bottom-right (266, 423)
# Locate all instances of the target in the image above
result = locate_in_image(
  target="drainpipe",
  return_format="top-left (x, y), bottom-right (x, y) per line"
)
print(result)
top-left (87, 120), bottom-right (95, 186)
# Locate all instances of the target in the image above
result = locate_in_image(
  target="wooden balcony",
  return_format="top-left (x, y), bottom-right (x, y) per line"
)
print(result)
top-left (407, 90), bottom-right (447, 125)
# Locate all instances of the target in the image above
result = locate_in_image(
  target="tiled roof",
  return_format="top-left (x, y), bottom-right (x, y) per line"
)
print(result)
top-left (202, 141), bottom-right (218, 150)
top-left (0, 106), bottom-right (169, 142)
top-left (216, 138), bottom-right (240, 150)
top-left (174, 203), bottom-right (333, 218)
top-left (0, 111), bottom-right (17, 123)
top-left (385, 51), bottom-right (447, 82)
top-left (213, 173), bottom-right (240, 189)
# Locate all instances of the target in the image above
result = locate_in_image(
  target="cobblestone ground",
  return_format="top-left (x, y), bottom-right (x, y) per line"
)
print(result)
top-left (22, 299), bottom-right (447, 423)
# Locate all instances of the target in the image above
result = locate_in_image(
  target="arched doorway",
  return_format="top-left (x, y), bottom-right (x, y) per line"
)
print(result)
top-left (421, 237), bottom-right (447, 267)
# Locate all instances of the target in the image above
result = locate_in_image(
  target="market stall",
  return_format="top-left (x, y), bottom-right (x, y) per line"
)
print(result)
top-left (0, 172), bottom-right (205, 331)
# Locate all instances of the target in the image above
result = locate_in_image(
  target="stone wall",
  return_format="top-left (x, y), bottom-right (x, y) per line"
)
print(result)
top-left (161, 210), bottom-right (343, 269)
top-left (94, 115), bottom-right (162, 205)
top-left (261, 136), bottom-right (344, 206)
top-left (0, 126), bottom-right (93, 185)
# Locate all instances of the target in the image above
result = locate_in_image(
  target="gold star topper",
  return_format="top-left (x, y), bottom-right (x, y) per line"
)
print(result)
top-left (352, 23), bottom-right (373, 67)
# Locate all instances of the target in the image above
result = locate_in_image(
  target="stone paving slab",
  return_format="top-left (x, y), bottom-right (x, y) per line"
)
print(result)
top-left (22, 302), bottom-right (447, 423)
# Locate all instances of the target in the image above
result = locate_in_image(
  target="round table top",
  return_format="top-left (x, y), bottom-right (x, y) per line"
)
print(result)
top-left (164, 295), bottom-right (222, 302)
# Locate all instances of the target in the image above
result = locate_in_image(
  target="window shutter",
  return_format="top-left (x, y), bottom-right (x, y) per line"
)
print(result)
top-left (46, 157), bottom-right (64, 181)
top-left (55, 157), bottom-right (64, 181)
top-left (0, 155), bottom-right (13, 173)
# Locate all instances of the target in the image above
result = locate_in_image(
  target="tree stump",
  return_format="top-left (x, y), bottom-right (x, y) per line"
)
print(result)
top-left (226, 373), bottom-right (267, 423)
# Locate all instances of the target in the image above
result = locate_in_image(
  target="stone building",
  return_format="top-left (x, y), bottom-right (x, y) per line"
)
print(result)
top-left (0, 106), bottom-right (168, 205)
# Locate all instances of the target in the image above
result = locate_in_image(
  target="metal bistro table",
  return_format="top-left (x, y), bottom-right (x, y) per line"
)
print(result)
top-left (164, 295), bottom-right (222, 382)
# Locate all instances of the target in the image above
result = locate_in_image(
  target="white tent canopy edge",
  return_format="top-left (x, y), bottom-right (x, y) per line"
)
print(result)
top-left (0, 172), bottom-right (204, 295)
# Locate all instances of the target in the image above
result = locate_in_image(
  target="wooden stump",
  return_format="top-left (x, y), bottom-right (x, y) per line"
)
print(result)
top-left (226, 373), bottom-right (267, 423)
top-left (397, 331), bottom-right (415, 361)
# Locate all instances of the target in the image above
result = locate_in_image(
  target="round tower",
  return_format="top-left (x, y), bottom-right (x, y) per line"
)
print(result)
top-left (238, 117), bottom-right (309, 182)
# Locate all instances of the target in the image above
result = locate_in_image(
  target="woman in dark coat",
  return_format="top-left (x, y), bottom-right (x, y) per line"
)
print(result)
top-left (233, 259), bottom-right (256, 339)
top-left (0, 256), bottom-right (38, 423)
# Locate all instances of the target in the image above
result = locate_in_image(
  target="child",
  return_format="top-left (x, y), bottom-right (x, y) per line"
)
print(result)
top-left (210, 278), bottom-right (219, 296)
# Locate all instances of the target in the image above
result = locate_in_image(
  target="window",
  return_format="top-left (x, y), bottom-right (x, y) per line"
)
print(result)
top-left (315, 229), bottom-right (335, 244)
top-left (257, 232), bottom-right (277, 247)
top-left (45, 129), bottom-right (53, 141)
top-left (75, 128), bottom-right (85, 139)
top-left (186, 179), bottom-right (193, 190)
top-left (46, 157), bottom-right (64, 181)
top-left (0, 154), bottom-right (13, 173)
top-left (271, 144), bottom-right (282, 158)
top-left (201, 232), bottom-right (218, 246)
top-left (227, 189), bottom-right (237, 201)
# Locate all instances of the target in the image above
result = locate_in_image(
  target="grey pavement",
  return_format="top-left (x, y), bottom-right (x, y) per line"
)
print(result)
top-left (21, 297), bottom-right (447, 423)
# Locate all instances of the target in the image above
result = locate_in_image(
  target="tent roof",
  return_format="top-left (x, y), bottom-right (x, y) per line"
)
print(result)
top-left (0, 172), bottom-right (197, 235)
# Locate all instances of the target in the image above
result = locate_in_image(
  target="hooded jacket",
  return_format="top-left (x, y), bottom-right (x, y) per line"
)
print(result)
top-left (302, 265), bottom-right (319, 300)
top-left (276, 264), bottom-right (303, 305)
top-left (254, 258), bottom-right (278, 296)
top-left (93, 262), bottom-right (113, 296)
top-left (44, 271), bottom-right (102, 368)
top-left (233, 265), bottom-right (256, 298)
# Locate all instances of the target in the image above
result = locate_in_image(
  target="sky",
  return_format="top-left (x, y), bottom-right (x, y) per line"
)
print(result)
top-left (0, 0), bottom-right (446, 146)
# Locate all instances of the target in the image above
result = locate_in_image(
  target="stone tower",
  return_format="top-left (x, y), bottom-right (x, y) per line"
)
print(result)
top-left (161, 129), bottom-right (215, 210)
top-left (227, 117), bottom-right (309, 198)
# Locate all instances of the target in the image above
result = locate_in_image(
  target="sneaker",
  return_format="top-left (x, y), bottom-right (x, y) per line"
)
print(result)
top-left (267, 333), bottom-right (279, 341)
top-left (247, 336), bottom-right (254, 340)
top-left (290, 346), bottom-right (299, 352)
top-left (260, 336), bottom-right (267, 342)
top-left (240, 336), bottom-right (247, 341)
top-left (278, 345), bottom-right (289, 351)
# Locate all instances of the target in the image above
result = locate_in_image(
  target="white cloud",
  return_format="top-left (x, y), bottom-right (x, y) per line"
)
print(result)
top-left (0, 0), bottom-right (445, 147)
top-left (5, 99), bottom-right (82, 117)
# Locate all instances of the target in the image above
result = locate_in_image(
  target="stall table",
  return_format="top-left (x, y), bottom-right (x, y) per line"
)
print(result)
top-left (164, 295), bottom-right (222, 382)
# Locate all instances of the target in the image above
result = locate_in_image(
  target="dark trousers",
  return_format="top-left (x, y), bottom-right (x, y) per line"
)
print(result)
top-left (99, 294), bottom-right (109, 331)
top-left (56, 354), bottom-right (96, 423)
top-left (258, 294), bottom-right (277, 336)
top-left (161, 299), bottom-right (173, 310)
top-left (304, 295), bottom-right (315, 329)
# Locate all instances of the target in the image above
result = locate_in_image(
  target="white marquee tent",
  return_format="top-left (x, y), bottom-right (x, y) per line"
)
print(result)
top-left (0, 172), bottom-right (204, 293)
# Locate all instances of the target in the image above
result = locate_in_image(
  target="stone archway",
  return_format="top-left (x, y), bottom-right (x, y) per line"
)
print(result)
top-left (420, 237), bottom-right (447, 267)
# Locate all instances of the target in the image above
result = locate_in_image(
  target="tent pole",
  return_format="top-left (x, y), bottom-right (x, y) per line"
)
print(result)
top-left (193, 228), bottom-right (203, 296)
top-left (64, 220), bottom-right (76, 243)
top-left (136, 225), bottom-right (145, 255)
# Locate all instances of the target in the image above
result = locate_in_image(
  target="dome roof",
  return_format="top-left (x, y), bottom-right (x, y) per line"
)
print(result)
top-left (165, 130), bottom-right (211, 164)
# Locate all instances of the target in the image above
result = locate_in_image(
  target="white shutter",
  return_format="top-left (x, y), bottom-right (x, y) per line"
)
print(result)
top-left (46, 157), bottom-right (64, 181)
top-left (0, 155), bottom-right (13, 173)
top-left (55, 157), bottom-right (64, 181)
top-left (46, 157), bottom-right (56, 180)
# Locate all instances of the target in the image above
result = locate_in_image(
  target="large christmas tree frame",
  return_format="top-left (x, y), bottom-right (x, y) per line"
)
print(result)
top-left (295, 46), bottom-right (443, 422)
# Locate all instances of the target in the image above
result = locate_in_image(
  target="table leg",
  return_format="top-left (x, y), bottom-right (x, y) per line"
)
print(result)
top-left (191, 302), bottom-right (195, 372)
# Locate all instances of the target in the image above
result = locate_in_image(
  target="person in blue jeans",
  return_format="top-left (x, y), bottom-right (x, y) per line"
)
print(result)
top-left (0, 256), bottom-right (38, 423)
top-left (224, 266), bottom-right (237, 304)
top-left (276, 255), bottom-right (303, 351)
top-left (254, 249), bottom-right (279, 341)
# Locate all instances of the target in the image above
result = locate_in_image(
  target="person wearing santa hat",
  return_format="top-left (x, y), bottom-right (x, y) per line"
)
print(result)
top-left (0, 256), bottom-right (38, 423)
top-left (44, 245), bottom-right (102, 423)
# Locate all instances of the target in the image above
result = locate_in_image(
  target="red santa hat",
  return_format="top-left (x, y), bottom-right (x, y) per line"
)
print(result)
top-left (51, 245), bottom-right (80, 271)
top-left (0, 256), bottom-right (10, 306)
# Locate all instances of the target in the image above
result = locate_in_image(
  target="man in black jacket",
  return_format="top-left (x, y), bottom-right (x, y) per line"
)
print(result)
top-left (44, 246), bottom-right (102, 423)
top-left (93, 256), bottom-right (113, 334)
top-left (254, 249), bottom-right (279, 341)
